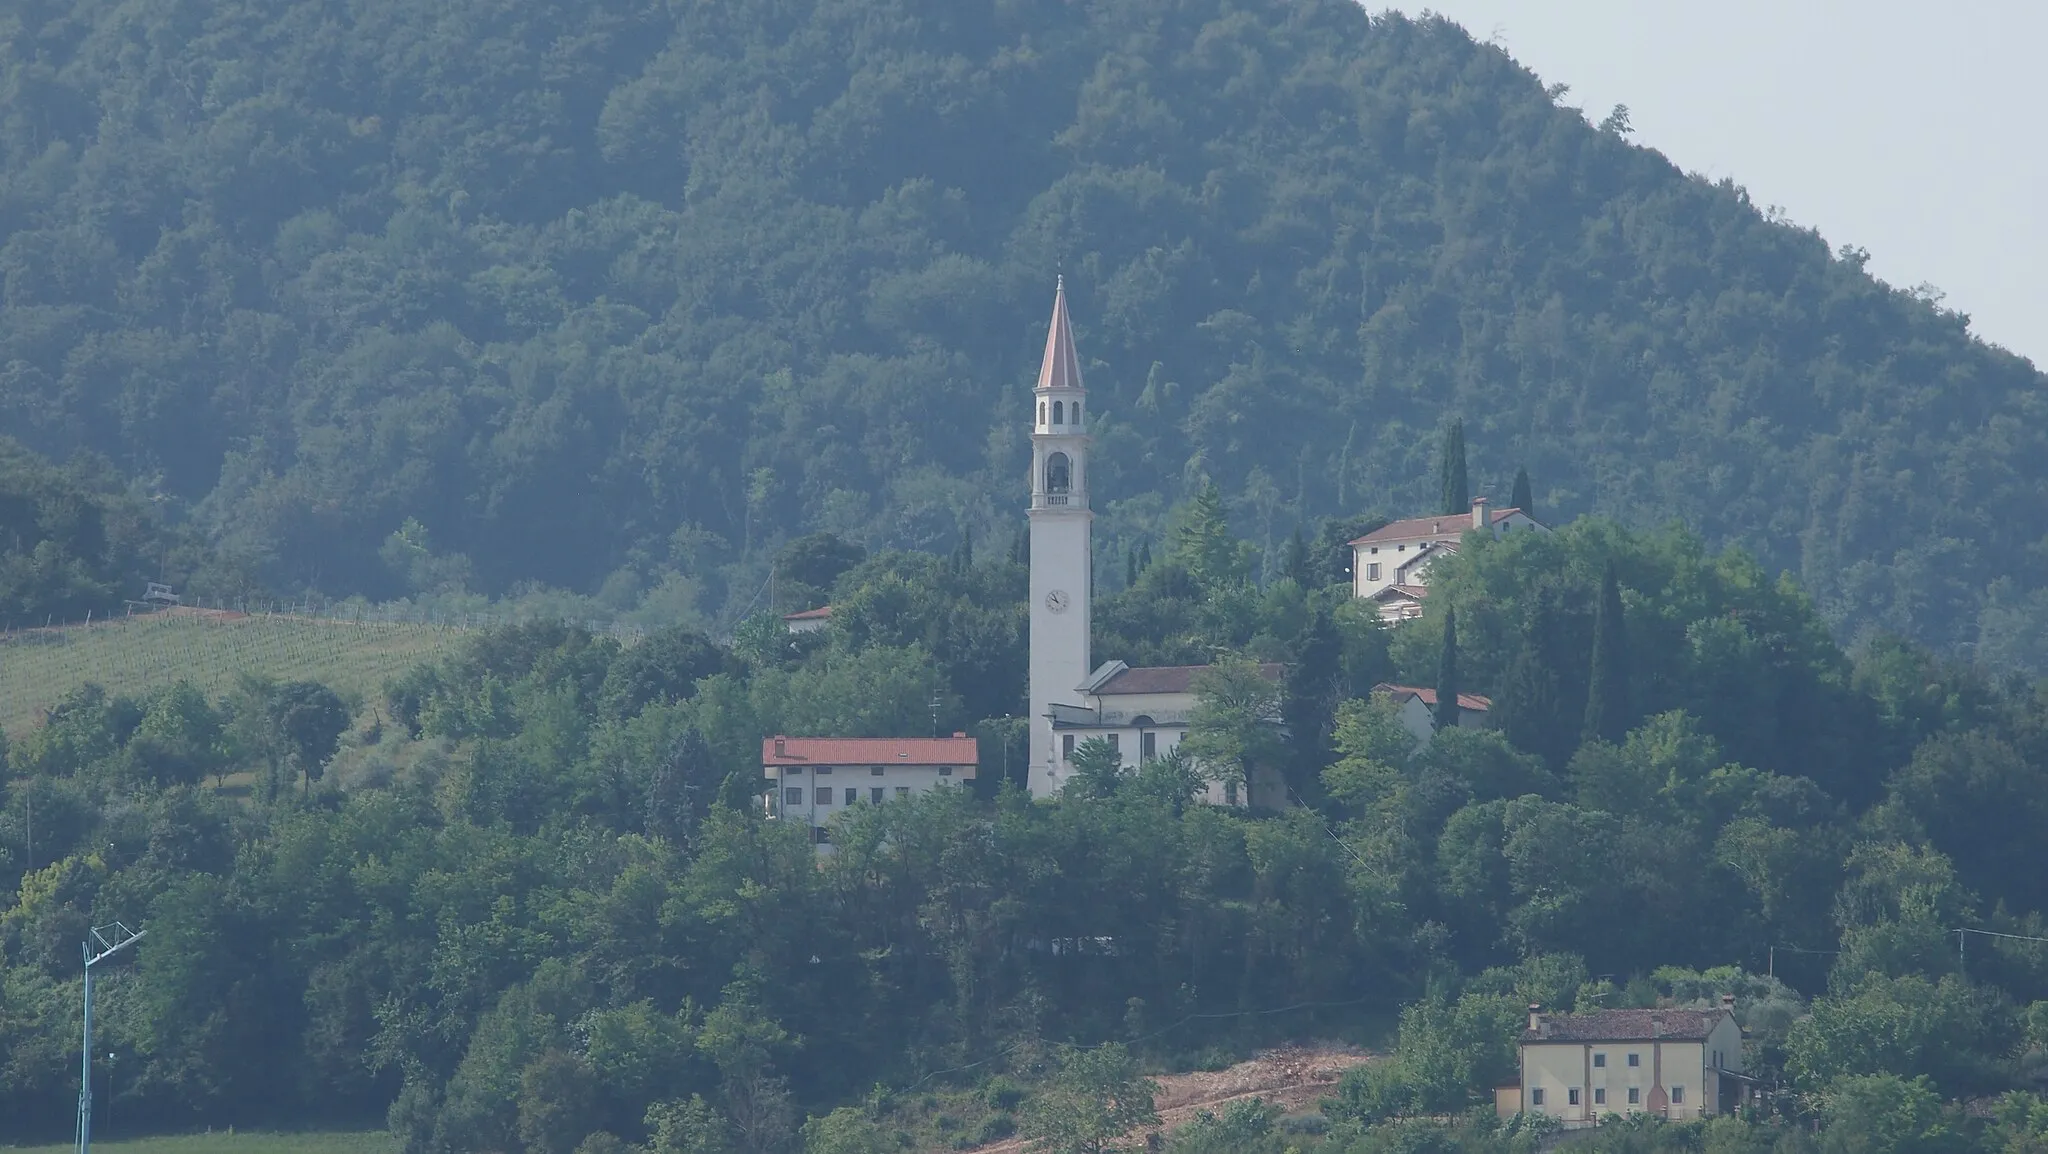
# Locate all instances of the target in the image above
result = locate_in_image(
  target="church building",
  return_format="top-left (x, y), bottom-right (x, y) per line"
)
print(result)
top-left (1023, 281), bottom-right (1284, 807)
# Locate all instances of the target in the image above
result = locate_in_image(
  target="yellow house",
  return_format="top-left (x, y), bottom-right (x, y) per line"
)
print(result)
top-left (1505, 1001), bottom-right (1745, 1126)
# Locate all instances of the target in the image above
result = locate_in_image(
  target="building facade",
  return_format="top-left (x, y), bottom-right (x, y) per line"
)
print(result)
top-left (1041, 661), bottom-right (1288, 807)
top-left (762, 735), bottom-right (978, 846)
top-left (1506, 1004), bottom-right (1745, 1126)
top-left (1350, 500), bottom-right (1547, 616)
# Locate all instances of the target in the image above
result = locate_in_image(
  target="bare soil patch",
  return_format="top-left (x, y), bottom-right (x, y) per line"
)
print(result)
top-left (963, 1042), bottom-right (1375, 1153)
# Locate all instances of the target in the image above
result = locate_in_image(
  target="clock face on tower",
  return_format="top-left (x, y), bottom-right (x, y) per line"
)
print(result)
top-left (1044, 589), bottom-right (1069, 613)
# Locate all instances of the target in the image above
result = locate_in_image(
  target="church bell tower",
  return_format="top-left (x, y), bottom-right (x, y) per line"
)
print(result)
top-left (1026, 278), bottom-right (1092, 796)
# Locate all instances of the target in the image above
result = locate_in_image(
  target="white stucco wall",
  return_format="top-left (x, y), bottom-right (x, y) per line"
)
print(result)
top-left (1351, 510), bottom-right (1544, 599)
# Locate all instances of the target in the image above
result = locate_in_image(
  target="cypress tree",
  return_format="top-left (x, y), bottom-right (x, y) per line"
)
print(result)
top-left (1125, 547), bottom-right (1139, 588)
top-left (953, 524), bottom-right (974, 575)
top-left (1434, 605), bottom-right (1462, 732)
top-left (1138, 541), bottom-right (1152, 571)
top-left (1511, 466), bottom-right (1533, 519)
top-left (1583, 562), bottom-right (1631, 745)
top-left (1281, 605), bottom-right (1344, 800)
top-left (1440, 419), bottom-right (1470, 515)
top-left (1283, 527), bottom-right (1311, 586)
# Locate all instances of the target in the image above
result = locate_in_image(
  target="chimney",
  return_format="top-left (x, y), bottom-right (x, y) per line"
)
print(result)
top-left (1721, 993), bottom-right (1736, 1012)
top-left (1528, 1003), bottom-right (1544, 1033)
top-left (1471, 496), bottom-right (1489, 530)
top-left (953, 731), bottom-right (967, 738)
top-left (773, 736), bottom-right (786, 757)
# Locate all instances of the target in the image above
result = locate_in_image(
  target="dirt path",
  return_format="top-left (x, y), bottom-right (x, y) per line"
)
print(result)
top-left (963, 1043), bottom-right (1375, 1153)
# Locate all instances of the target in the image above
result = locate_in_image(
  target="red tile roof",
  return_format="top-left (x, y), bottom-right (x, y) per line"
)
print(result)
top-left (1350, 508), bottom-right (1528, 546)
top-left (1093, 662), bottom-right (1286, 696)
top-left (762, 735), bottom-right (978, 766)
top-left (1523, 1008), bottom-right (1728, 1044)
top-left (781, 606), bottom-right (833, 621)
top-left (1371, 683), bottom-right (1492, 712)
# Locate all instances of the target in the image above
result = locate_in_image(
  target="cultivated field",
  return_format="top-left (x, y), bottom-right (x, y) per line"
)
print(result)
top-left (0, 609), bottom-right (471, 737)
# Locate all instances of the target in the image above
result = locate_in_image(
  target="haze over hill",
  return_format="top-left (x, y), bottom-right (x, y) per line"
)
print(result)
top-left (2, 0), bottom-right (2044, 661)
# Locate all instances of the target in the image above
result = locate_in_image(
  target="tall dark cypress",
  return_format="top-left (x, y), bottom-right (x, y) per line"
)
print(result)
top-left (1440, 419), bottom-right (1470, 516)
top-left (1511, 466), bottom-right (1534, 520)
top-left (1126, 547), bottom-right (1139, 588)
top-left (1283, 527), bottom-right (1311, 586)
top-left (1435, 605), bottom-right (1462, 732)
top-left (1583, 562), bottom-right (1631, 745)
top-left (1281, 605), bottom-right (1344, 800)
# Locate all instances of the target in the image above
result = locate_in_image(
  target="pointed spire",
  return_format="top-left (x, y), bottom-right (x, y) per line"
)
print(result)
top-left (1036, 277), bottom-right (1084, 392)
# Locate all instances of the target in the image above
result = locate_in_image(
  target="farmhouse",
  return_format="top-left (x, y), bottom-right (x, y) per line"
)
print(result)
top-left (1350, 501), bottom-right (1547, 619)
top-left (1500, 1001), bottom-right (1747, 1126)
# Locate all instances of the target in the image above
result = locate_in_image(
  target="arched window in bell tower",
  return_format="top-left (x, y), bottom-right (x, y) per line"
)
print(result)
top-left (1045, 452), bottom-right (1071, 493)
top-left (1072, 400), bottom-right (1081, 425)
top-left (1052, 400), bottom-right (1064, 425)
top-left (1038, 401), bottom-right (1046, 426)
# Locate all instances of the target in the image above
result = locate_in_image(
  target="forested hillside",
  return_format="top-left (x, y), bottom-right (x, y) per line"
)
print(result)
top-left (11, 508), bottom-right (2048, 1153)
top-left (2, 0), bottom-right (2044, 661)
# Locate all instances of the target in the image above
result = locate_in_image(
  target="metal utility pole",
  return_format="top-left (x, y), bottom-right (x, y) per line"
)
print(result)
top-left (77, 922), bottom-right (144, 1154)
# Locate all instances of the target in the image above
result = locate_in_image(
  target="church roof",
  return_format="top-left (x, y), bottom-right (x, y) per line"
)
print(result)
top-left (762, 735), bottom-right (979, 766)
top-left (1350, 507), bottom-right (1529, 546)
top-left (1523, 1008), bottom-right (1729, 1044)
top-left (1093, 663), bottom-right (1285, 696)
top-left (1036, 277), bottom-right (1084, 392)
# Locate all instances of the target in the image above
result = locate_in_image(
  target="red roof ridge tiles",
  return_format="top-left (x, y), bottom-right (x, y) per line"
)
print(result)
top-left (1349, 507), bottom-right (1529, 546)
top-left (1370, 683), bottom-right (1492, 712)
top-left (763, 735), bottom-right (979, 766)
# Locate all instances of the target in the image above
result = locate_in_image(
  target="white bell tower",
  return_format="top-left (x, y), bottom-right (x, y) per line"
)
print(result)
top-left (1027, 277), bottom-right (1093, 797)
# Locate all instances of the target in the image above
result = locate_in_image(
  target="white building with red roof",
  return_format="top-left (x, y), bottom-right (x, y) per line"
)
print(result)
top-left (762, 734), bottom-right (978, 846)
top-left (1350, 498), bottom-right (1546, 618)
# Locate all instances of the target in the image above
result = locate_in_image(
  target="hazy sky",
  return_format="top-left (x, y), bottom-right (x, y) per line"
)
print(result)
top-left (1383, 2), bottom-right (2045, 368)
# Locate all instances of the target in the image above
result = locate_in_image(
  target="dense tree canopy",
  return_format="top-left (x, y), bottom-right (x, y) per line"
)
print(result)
top-left (0, 0), bottom-right (2043, 661)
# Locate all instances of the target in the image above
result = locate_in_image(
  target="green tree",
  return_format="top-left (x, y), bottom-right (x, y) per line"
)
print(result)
top-left (800, 1107), bottom-right (893, 1154)
top-left (1181, 656), bottom-right (1283, 803)
top-left (1582, 562), bottom-right (1631, 745)
top-left (1510, 466), bottom-right (1534, 520)
top-left (1064, 736), bottom-right (1126, 799)
top-left (267, 680), bottom-right (350, 799)
top-left (1173, 482), bottom-right (1241, 587)
top-left (1434, 606), bottom-right (1461, 732)
top-left (1439, 419), bottom-right (1470, 516)
top-left (1019, 1043), bottom-right (1160, 1154)
top-left (1819, 1074), bottom-right (1961, 1154)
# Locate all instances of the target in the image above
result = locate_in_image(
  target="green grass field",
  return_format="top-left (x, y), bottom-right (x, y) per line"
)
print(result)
top-left (2, 1132), bottom-right (394, 1154)
top-left (0, 610), bottom-right (472, 738)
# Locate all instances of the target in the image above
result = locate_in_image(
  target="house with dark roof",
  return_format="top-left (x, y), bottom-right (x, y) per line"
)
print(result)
top-left (762, 735), bottom-right (978, 848)
top-left (1349, 498), bottom-right (1547, 611)
top-left (1503, 1000), bottom-right (1747, 1126)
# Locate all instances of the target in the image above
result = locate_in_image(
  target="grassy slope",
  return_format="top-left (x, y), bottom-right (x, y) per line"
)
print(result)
top-left (0, 610), bottom-right (469, 737)
top-left (2, 1134), bottom-right (394, 1154)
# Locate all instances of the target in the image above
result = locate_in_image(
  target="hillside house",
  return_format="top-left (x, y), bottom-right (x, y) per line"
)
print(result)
top-left (1372, 683), bottom-right (1492, 747)
top-left (1350, 499), bottom-right (1547, 619)
top-left (781, 605), bottom-right (833, 634)
top-left (763, 735), bottom-right (977, 847)
top-left (1501, 1002), bottom-right (1747, 1126)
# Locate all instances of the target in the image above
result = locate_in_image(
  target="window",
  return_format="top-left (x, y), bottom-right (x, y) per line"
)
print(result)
top-left (812, 826), bottom-right (830, 845)
top-left (1073, 401), bottom-right (1081, 424)
top-left (1671, 1086), bottom-right (1684, 1105)
top-left (843, 787), bottom-right (860, 804)
top-left (1593, 1088), bottom-right (1606, 1105)
top-left (1530, 1088), bottom-right (1544, 1107)
top-left (1141, 731), bottom-right (1156, 760)
top-left (784, 787), bottom-right (803, 806)
top-left (871, 787), bottom-right (885, 803)
top-left (1224, 782), bottom-right (1238, 805)
top-left (1626, 1088), bottom-right (1639, 1105)
top-left (938, 766), bottom-right (952, 776)
top-left (895, 786), bottom-right (910, 798)
top-left (1062, 734), bottom-right (1075, 760)
top-left (1593, 1054), bottom-right (1606, 1068)
top-left (816, 766), bottom-right (833, 775)
top-left (1039, 401), bottom-right (1046, 425)
top-left (1052, 400), bottom-right (1064, 424)
top-left (871, 766), bottom-right (885, 775)
top-left (1370, 546), bottom-right (1379, 554)
top-left (1045, 451), bottom-right (1071, 493)
top-left (1366, 563), bottom-right (1382, 580)
top-left (1626, 1053), bottom-right (1640, 1068)
top-left (816, 787), bottom-right (832, 805)
top-left (1567, 1088), bottom-right (1580, 1106)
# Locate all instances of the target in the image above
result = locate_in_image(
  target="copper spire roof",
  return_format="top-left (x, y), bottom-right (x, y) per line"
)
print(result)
top-left (1035, 276), bottom-right (1084, 392)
